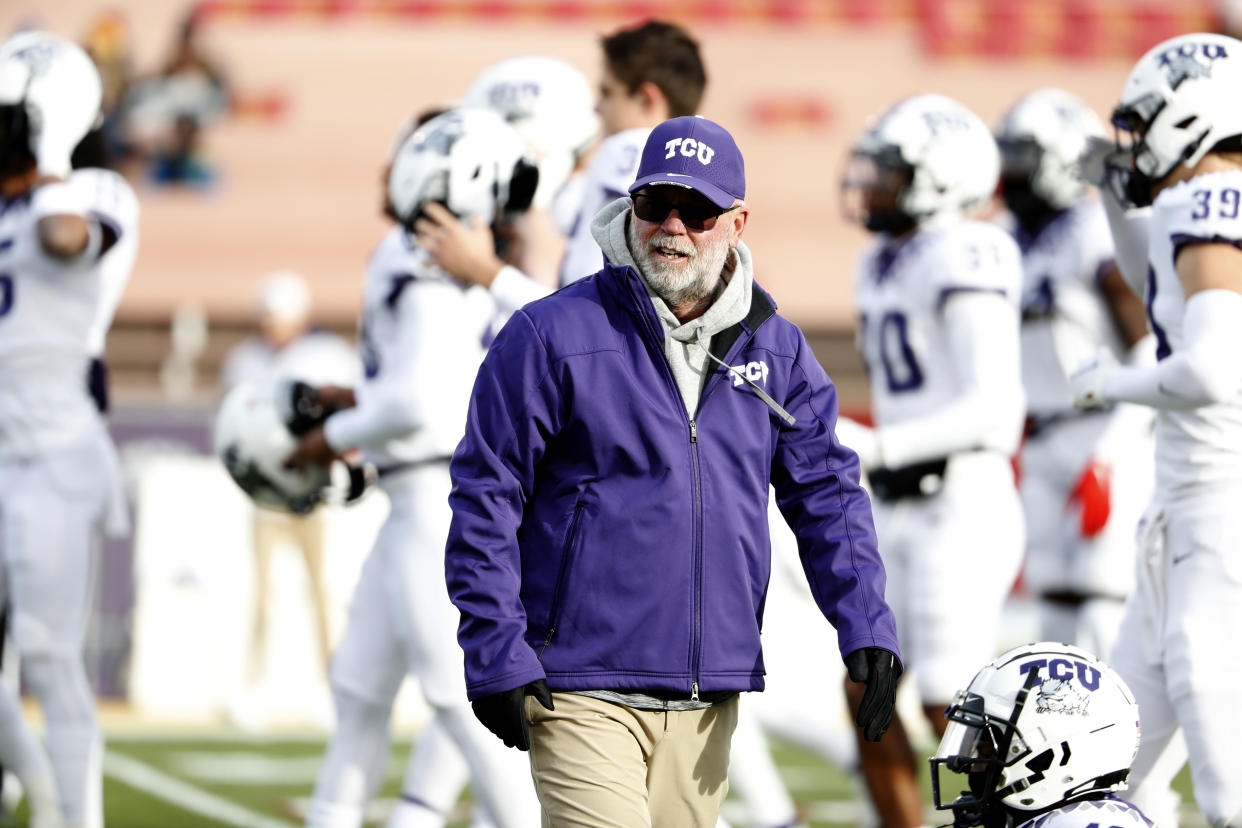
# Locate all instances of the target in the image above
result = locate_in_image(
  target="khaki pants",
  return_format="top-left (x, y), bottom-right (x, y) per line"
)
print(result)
top-left (525, 692), bottom-right (738, 828)
top-left (251, 510), bottom-right (332, 680)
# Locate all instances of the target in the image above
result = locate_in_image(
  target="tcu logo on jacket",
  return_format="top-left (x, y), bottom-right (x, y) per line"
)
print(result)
top-left (664, 137), bottom-right (716, 165)
top-left (732, 361), bottom-right (769, 387)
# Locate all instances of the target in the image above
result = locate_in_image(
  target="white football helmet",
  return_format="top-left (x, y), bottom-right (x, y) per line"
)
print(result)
top-left (0, 31), bottom-right (102, 179)
top-left (930, 642), bottom-right (1140, 828)
top-left (995, 89), bottom-right (1104, 225)
top-left (842, 93), bottom-right (999, 234)
top-left (387, 107), bottom-right (538, 230)
top-left (463, 56), bottom-right (598, 208)
top-left (215, 380), bottom-right (352, 514)
top-left (1109, 32), bottom-right (1242, 206)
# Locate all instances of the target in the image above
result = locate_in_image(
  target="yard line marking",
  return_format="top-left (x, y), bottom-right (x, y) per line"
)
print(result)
top-left (169, 752), bottom-right (325, 785)
top-left (103, 750), bottom-right (299, 828)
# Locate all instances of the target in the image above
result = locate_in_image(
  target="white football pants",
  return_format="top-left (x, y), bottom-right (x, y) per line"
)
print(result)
top-left (308, 465), bottom-right (538, 828)
top-left (0, 428), bottom-right (116, 828)
top-left (874, 453), bottom-right (1024, 705)
top-left (1021, 414), bottom-right (1153, 656)
top-left (1110, 492), bottom-right (1242, 828)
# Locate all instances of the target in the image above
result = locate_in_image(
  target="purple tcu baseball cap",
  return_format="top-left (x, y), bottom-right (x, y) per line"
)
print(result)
top-left (628, 116), bottom-right (745, 210)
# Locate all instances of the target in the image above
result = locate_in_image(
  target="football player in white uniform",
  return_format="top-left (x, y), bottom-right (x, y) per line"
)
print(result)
top-left (930, 642), bottom-right (1151, 828)
top-left (286, 109), bottom-right (540, 828)
top-left (1070, 32), bottom-right (1242, 828)
top-left (838, 94), bottom-right (1026, 828)
top-left (0, 31), bottom-right (139, 828)
top-left (994, 89), bottom-right (1154, 658)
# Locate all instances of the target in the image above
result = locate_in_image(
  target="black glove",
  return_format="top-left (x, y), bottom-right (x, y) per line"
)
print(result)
top-left (283, 380), bottom-right (335, 436)
top-left (471, 679), bottom-right (554, 751)
top-left (845, 647), bottom-right (902, 742)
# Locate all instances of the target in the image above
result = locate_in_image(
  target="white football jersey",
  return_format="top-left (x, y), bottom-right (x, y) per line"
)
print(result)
top-left (852, 217), bottom-right (1024, 453)
top-left (558, 127), bottom-right (647, 286)
top-left (332, 227), bottom-right (494, 469)
top-left (0, 169), bottom-right (138, 459)
top-left (551, 168), bottom-right (588, 240)
top-left (1016, 796), bottom-right (1153, 828)
top-left (1146, 171), bottom-right (1242, 495)
top-left (1014, 200), bottom-right (1122, 417)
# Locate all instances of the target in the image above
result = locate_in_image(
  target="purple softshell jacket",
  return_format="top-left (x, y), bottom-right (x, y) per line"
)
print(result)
top-left (445, 260), bottom-right (900, 701)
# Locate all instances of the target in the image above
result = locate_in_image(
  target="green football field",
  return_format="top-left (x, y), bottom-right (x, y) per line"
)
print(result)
top-left (0, 730), bottom-right (1203, 828)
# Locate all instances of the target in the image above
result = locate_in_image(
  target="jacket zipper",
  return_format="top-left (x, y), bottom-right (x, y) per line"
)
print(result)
top-left (627, 273), bottom-right (781, 702)
top-left (687, 315), bottom-right (779, 701)
top-left (630, 290), bottom-right (706, 698)
top-left (689, 418), bottom-right (702, 702)
top-left (538, 499), bottom-right (587, 659)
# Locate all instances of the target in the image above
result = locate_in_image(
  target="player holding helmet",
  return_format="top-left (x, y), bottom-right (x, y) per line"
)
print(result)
top-left (931, 642), bottom-right (1150, 828)
top-left (0, 31), bottom-right (138, 828)
top-left (462, 55), bottom-right (598, 232)
top-left (1070, 31), bottom-right (1242, 827)
top-left (994, 89), bottom-right (1154, 658)
top-left (286, 109), bottom-right (540, 828)
top-left (838, 93), bottom-right (1026, 828)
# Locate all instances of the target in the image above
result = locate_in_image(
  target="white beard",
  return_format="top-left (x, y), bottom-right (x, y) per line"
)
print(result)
top-left (628, 217), bottom-right (730, 307)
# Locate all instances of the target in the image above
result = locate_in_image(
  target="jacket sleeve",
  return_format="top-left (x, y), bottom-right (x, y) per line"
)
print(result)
top-left (770, 331), bottom-right (902, 667)
top-left (445, 310), bottom-right (564, 700)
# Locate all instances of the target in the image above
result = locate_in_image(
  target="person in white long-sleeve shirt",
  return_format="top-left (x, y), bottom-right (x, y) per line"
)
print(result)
top-left (837, 94), bottom-right (1027, 828)
top-left (1069, 32), bottom-right (1242, 828)
top-left (287, 109), bottom-right (540, 828)
top-left (0, 31), bottom-right (137, 828)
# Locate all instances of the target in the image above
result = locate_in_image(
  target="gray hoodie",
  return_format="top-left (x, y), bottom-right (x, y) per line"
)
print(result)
top-left (591, 196), bottom-right (755, 416)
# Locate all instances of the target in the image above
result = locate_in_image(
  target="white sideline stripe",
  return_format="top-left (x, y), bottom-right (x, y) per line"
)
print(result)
top-left (103, 751), bottom-right (299, 828)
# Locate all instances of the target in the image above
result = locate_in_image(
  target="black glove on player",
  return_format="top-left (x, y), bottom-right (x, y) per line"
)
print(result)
top-left (284, 380), bottom-right (333, 436)
top-left (845, 647), bottom-right (902, 742)
top-left (471, 679), bottom-right (555, 751)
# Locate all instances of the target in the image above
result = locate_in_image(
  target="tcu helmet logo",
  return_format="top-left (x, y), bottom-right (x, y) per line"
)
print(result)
top-left (1157, 41), bottom-right (1228, 89)
top-left (921, 109), bottom-right (972, 136)
top-left (1034, 678), bottom-right (1090, 716)
top-left (731, 361), bottom-right (769, 387)
top-left (1019, 657), bottom-right (1102, 691)
top-left (487, 81), bottom-right (540, 117)
top-left (664, 137), bottom-right (716, 166)
top-left (12, 41), bottom-right (57, 76)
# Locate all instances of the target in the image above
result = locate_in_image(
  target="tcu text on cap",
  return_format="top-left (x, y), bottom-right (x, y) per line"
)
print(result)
top-left (664, 137), bottom-right (716, 165)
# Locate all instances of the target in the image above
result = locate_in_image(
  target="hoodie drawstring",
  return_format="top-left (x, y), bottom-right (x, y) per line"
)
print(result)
top-left (695, 328), bottom-right (796, 426)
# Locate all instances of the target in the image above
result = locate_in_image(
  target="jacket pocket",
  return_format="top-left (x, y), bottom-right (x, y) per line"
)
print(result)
top-left (538, 499), bottom-right (587, 660)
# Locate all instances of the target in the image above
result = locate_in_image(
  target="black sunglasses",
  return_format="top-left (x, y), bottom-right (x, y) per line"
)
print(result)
top-left (632, 191), bottom-right (732, 231)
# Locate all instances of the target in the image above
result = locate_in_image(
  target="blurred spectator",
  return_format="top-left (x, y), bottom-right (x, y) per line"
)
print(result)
top-left (219, 272), bottom-right (358, 723)
top-left (72, 10), bottom-right (135, 172)
top-left (123, 9), bottom-right (229, 188)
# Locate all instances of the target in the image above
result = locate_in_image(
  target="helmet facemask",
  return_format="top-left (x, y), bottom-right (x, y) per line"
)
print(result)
top-left (1108, 91), bottom-right (1178, 208)
top-left (931, 669), bottom-right (1040, 828)
top-left (841, 144), bottom-right (918, 236)
top-left (0, 101), bottom-right (34, 178)
top-left (997, 136), bottom-right (1059, 235)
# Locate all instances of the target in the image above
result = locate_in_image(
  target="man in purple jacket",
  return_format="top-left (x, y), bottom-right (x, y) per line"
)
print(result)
top-left (445, 115), bottom-right (902, 826)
